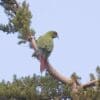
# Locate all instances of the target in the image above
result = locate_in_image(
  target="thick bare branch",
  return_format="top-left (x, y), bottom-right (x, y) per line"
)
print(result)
top-left (29, 36), bottom-right (99, 92)
top-left (47, 62), bottom-right (72, 84)
top-left (28, 36), bottom-right (72, 83)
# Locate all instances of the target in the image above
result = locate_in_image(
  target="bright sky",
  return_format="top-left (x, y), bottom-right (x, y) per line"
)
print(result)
top-left (0, 0), bottom-right (100, 83)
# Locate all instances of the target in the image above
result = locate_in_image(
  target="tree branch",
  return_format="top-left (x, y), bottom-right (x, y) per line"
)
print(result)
top-left (46, 62), bottom-right (72, 84)
top-left (28, 36), bottom-right (99, 92)
top-left (81, 80), bottom-right (98, 88)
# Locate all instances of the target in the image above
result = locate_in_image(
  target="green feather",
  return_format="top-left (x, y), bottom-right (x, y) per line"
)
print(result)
top-left (32, 31), bottom-right (58, 59)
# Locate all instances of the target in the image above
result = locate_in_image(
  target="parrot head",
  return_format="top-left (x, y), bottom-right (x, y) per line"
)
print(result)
top-left (46, 31), bottom-right (58, 38)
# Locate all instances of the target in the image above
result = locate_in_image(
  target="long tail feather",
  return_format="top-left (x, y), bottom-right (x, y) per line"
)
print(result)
top-left (39, 54), bottom-right (47, 73)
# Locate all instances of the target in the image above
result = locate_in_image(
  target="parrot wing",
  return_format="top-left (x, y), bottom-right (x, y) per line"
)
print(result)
top-left (37, 35), bottom-right (53, 58)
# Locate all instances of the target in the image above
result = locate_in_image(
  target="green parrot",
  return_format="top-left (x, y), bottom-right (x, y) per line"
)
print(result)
top-left (32, 31), bottom-right (58, 72)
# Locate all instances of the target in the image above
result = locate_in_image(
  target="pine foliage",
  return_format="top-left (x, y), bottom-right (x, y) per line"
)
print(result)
top-left (0, 0), bottom-right (35, 44)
